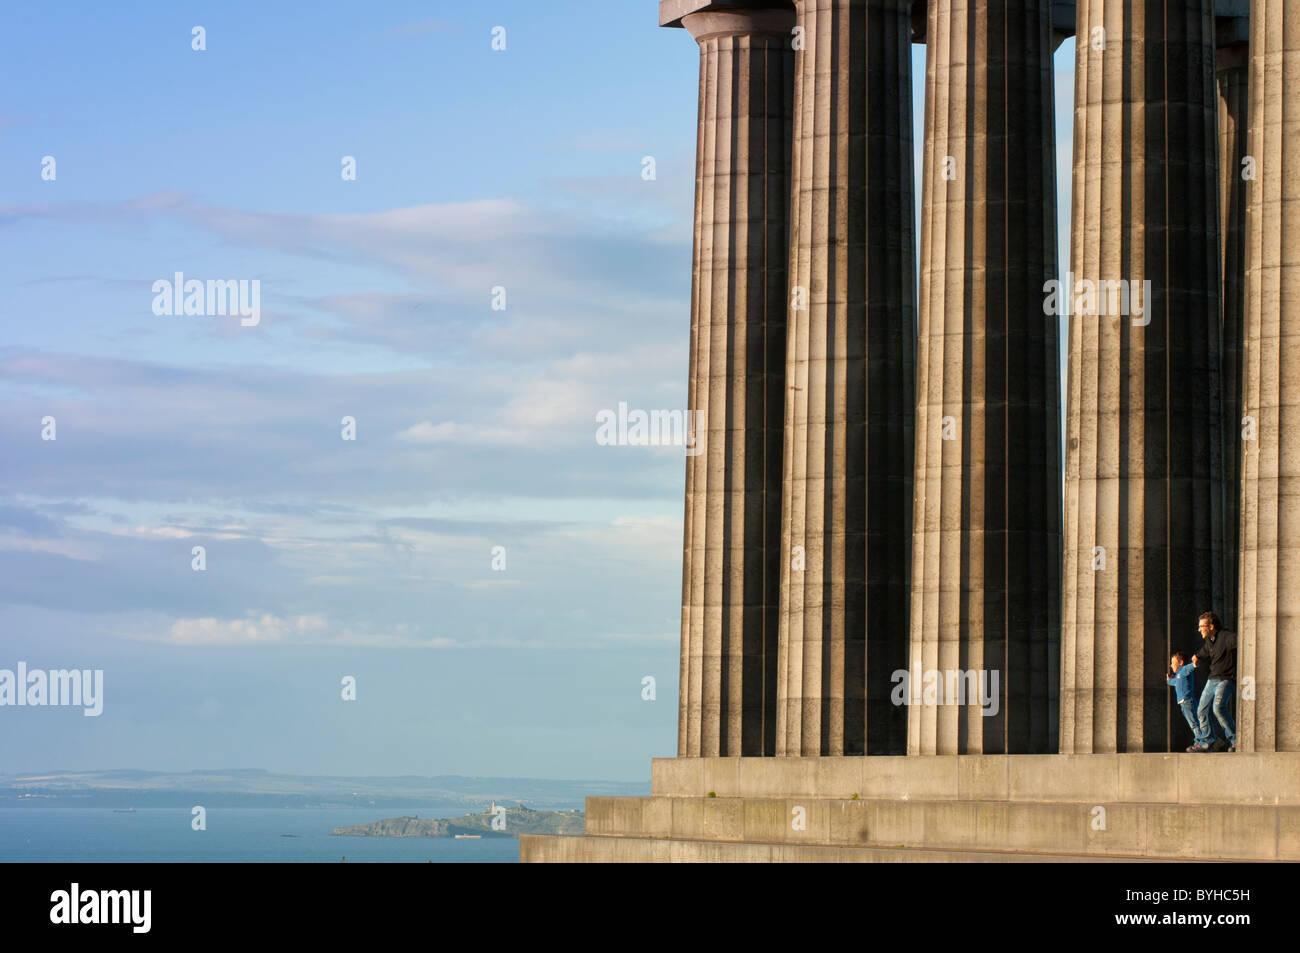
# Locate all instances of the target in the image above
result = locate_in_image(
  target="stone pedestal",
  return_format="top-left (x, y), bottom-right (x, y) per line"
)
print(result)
top-left (677, 7), bottom-right (797, 757)
top-left (777, 0), bottom-right (916, 756)
top-left (520, 753), bottom-right (1300, 862)
top-left (1060, 0), bottom-right (1226, 753)
top-left (910, 0), bottom-right (1060, 755)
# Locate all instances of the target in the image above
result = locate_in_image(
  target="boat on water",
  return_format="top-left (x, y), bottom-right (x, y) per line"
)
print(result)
top-left (112, 808), bottom-right (137, 813)
top-left (453, 834), bottom-right (481, 839)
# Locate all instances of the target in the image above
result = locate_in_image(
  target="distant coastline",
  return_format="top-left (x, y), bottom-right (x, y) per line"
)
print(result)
top-left (0, 769), bottom-right (645, 811)
top-left (334, 803), bottom-right (583, 839)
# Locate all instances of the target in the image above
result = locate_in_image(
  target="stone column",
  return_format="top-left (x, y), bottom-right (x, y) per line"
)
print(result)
top-left (676, 7), bottom-right (796, 757)
top-left (776, 0), bottom-right (915, 756)
top-left (909, 0), bottom-right (1060, 755)
top-left (1061, 0), bottom-right (1226, 753)
top-left (1216, 39), bottom-right (1248, 632)
top-left (1237, 0), bottom-right (1300, 752)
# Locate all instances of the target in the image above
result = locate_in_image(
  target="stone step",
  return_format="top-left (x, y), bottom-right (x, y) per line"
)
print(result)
top-left (651, 753), bottom-right (1300, 805)
top-left (582, 795), bottom-right (1300, 861)
top-left (518, 834), bottom-right (1170, 863)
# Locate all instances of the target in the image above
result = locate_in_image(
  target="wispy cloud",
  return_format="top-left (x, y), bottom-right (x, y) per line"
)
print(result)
top-left (142, 612), bottom-right (454, 648)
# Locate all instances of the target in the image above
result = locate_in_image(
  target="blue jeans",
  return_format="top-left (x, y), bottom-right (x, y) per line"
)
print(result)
top-left (1179, 698), bottom-right (1208, 745)
top-left (1197, 678), bottom-right (1236, 746)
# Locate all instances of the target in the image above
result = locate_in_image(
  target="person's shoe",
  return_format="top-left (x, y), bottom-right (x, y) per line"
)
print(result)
top-left (1189, 744), bottom-right (1212, 752)
top-left (1185, 745), bottom-right (1200, 752)
top-left (1211, 739), bottom-right (1230, 752)
top-left (1228, 743), bottom-right (1236, 752)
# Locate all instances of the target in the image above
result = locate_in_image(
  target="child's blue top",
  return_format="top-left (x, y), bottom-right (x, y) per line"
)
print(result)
top-left (1166, 662), bottom-right (1195, 703)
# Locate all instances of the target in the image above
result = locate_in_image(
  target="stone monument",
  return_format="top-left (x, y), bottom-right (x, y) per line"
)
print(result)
top-left (521, 0), bottom-right (1298, 863)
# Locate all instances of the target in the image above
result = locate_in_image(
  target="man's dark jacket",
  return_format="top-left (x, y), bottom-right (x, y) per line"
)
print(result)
top-left (1196, 629), bottom-right (1237, 681)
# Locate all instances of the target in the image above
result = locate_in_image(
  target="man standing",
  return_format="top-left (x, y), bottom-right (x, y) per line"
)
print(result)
top-left (1188, 611), bottom-right (1237, 753)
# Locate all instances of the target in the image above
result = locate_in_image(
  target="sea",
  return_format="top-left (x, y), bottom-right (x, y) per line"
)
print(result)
top-left (0, 807), bottom-right (521, 863)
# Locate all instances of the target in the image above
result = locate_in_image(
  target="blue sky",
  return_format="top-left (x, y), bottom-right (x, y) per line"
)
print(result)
top-left (0, 2), bottom-right (1076, 781)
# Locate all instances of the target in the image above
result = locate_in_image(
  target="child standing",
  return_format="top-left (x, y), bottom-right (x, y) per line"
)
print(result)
top-left (1167, 652), bottom-right (1206, 752)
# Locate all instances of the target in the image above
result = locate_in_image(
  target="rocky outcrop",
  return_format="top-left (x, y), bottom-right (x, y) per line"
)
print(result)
top-left (332, 805), bottom-right (584, 838)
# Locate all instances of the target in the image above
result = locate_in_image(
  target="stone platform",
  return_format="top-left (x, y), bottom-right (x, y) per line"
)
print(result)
top-left (519, 754), bottom-right (1300, 862)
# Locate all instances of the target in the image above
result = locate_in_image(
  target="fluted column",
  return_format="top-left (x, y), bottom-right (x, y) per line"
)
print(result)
top-left (1238, 0), bottom-right (1300, 752)
top-left (1217, 41), bottom-right (1248, 632)
top-left (909, 0), bottom-right (1060, 755)
top-left (1061, 0), bottom-right (1225, 753)
top-left (677, 8), bottom-right (795, 758)
top-left (777, 0), bottom-right (915, 756)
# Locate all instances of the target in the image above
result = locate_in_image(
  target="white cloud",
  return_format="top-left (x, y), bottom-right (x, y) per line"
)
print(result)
top-left (0, 531), bottom-right (100, 560)
top-left (163, 613), bottom-right (327, 645)
top-left (143, 613), bottom-right (458, 648)
top-left (395, 420), bottom-right (539, 446)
